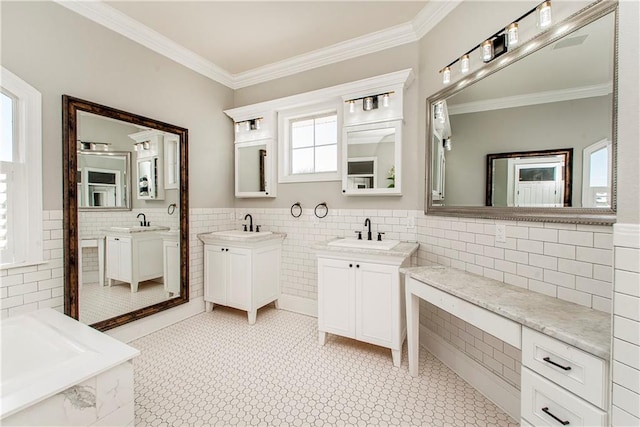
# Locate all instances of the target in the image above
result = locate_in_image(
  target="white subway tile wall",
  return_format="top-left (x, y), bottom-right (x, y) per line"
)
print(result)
top-left (0, 210), bottom-right (64, 318)
top-left (417, 216), bottom-right (614, 312)
top-left (611, 224), bottom-right (640, 425)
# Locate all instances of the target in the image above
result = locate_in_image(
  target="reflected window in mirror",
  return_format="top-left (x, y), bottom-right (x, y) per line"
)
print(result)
top-left (63, 96), bottom-right (189, 331)
top-left (425, 2), bottom-right (617, 224)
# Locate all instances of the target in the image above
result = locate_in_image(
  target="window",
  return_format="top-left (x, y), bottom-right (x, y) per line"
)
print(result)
top-left (279, 103), bottom-right (340, 183)
top-left (0, 67), bottom-right (42, 268)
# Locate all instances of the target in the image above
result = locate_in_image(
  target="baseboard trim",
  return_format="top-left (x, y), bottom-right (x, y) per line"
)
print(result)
top-left (419, 325), bottom-right (521, 421)
top-left (106, 296), bottom-right (205, 343)
top-left (277, 294), bottom-right (317, 317)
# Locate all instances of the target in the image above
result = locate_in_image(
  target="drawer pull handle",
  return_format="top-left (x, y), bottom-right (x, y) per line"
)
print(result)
top-left (543, 357), bottom-right (572, 371)
top-left (542, 407), bottom-right (570, 425)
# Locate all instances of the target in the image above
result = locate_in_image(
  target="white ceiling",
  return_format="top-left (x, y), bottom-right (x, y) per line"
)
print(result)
top-left (57, 1), bottom-right (459, 88)
top-left (106, 1), bottom-right (427, 75)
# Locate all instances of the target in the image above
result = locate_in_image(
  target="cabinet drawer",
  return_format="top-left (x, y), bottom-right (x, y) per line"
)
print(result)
top-left (522, 328), bottom-right (607, 409)
top-left (522, 368), bottom-right (607, 427)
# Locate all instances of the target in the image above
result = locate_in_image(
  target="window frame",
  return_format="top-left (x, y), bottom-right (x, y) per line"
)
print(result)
top-left (278, 101), bottom-right (341, 183)
top-left (0, 67), bottom-right (43, 269)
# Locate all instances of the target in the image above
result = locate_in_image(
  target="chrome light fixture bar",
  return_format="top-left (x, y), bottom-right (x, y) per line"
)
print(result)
top-left (234, 117), bottom-right (263, 133)
top-left (439, 0), bottom-right (552, 84)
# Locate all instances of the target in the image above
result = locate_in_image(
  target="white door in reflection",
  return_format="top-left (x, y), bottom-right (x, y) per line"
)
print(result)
top-left (583, 139), bottom-right (611, 208)
top-left (507, 157), bottom-right (565, 207)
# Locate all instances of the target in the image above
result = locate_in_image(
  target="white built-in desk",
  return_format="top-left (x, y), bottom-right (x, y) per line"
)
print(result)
top-left (404, 266), bottom-right (611, 426)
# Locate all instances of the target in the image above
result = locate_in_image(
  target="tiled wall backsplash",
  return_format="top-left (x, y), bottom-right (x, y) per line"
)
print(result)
top-left (0, 210), bottom-right (64, 318)
top-left (417, 216), bottom-right (614, 313)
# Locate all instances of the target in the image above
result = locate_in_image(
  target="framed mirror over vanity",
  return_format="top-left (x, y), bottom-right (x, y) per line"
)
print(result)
top-left (63, 96), bottom-right (189, 331)
top-left (426, 1), bottom-right (617, 224)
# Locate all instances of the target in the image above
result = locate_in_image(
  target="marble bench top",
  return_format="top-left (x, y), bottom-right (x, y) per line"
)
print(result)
top-left (403, 266), bottom-right (611, 360)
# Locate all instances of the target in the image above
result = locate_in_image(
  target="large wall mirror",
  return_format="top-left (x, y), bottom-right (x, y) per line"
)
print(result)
top-left (63, 96), bottom-right (189, 331)
top-left (426, 1), bottom-right (617, 224)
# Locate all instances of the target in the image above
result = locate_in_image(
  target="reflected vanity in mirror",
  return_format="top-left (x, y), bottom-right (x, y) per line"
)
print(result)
top-left (426, 1), bottom-right (617, 223)
top-left (63, 96), bottom-right (189, 331)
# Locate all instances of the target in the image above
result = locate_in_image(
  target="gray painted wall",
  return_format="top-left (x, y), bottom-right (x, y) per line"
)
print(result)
top-left (1, 1), bottom-right (235, 210)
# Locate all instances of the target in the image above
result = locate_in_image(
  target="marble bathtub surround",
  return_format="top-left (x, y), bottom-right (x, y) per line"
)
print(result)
top-left (404, 266), bottom-right (611, 359)
top-left (0, 308), bottom-right (138, 421)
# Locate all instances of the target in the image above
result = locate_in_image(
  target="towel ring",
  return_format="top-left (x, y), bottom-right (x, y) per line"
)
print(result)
top-left (314, 202), bottom-right (328, 219)
top-left (290, 202), bottom-right (302, 218)
top-left (167, 203), bottom-right (177, 215)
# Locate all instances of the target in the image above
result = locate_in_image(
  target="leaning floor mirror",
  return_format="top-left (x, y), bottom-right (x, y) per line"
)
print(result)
top-left (63, 96), bottom-right (189, 331)
top-left (425, 0), bottom-right (617, 224)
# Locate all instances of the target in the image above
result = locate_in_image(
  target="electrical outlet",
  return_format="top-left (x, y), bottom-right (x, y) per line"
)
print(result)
top-left (407, 216), bottom-right (415, 229)
top-left (495, 224), bottom-right (506, 243)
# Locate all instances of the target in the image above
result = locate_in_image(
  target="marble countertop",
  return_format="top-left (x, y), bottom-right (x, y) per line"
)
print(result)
top-left (0, 308), bottom-right (139, 418)
top-left (198, 230), bottom-right (287, 244)
top-left (104, 225), bottom-right (170, 234)
top-left (403, 266), bottom-right (611, 360)
top-left (312, 238), bottom-right (419, 259)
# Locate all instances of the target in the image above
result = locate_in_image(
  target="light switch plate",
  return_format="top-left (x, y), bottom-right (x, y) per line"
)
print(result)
top-left (495, 224), bottom-right (506, 243)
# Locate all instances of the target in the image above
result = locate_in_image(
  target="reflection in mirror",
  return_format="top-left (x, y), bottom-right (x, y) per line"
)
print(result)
top-left (64, 96), bottom-right (188, 331)
top-left (237, 143), bottom-right (267, 193)
top-left (343, 120), bottom-right (402, 195)
top-left (425, 2), bottom-right (616, 223)
top-left (486, 148), bottom-right (572, 207)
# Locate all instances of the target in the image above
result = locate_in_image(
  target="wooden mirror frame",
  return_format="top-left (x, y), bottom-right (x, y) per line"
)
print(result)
top-left (485, 148), bottom-right (573, 207)
top-left (62, 95), bottom-right (189, 331)
top-left (425, 0), bottom-right (617, 225)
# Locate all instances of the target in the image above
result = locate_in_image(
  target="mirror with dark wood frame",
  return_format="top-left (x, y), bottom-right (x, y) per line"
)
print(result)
top-left (425, 1), bottom-right (617, 224)
top-left (63, 96), bottom-right (189, 331)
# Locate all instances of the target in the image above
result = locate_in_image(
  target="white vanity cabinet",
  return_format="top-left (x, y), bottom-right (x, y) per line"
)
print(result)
top-left (106, 231), bottom-right (164, 292)
top-left (521, 327), bottom-right (608, 426)
top-left (202, 233), bottom-right (284, 324)
top-left (316, 245), bottom-right (416, 367)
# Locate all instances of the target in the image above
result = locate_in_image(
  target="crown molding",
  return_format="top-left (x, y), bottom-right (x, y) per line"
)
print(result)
top-left (447, 83), bottom-right (613, 115)
top-left (55, 0), bottom-right (235, 88)
top-left (56, 1), bottom-right (459, 90)
top-left (412, 0), bottom-right (463, 40)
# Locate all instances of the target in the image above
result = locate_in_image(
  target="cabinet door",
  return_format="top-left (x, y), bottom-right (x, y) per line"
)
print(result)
top-left (227, 248), bottom-right (251, 309)
top-left (318, 258), bottom-right (356, 338)
top-left (355, 262), bottom-right (396, 347)
top-left (204, 245), bottom-right (227, 305)
top-left (137, 236), bottom-right (163, 279)
top-left (163, 240), bottom-right (180, 294)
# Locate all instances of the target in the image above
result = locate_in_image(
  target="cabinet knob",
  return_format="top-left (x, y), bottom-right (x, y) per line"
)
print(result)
top-left (349, 264), bottom-right (353, 268)
top-left (225, 248), bottom-right (229, 252)
top-left (356, 264), bottom-right (360, 268)
top-left (220, 248), bottom-right (224, 251)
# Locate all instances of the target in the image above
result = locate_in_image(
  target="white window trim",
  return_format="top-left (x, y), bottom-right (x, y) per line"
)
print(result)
top-left (278, 101), bottom-right (342, 184)
top-left (1, 67), bottom-right (43, 269)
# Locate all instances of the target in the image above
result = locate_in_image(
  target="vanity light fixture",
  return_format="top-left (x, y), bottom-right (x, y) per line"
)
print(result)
top-left (506, 22), bottom-right (519, 46)
top-left (444, 138), bottom-right (452, 151)
top-left (80, 141), bottom-right (110, 151)
top-left (344, 92), bottom-right (393, 113)
top-left (537, 1), bottom-right (552, 28)
top-left (133, 141), bottom-right (150, 151)
top-left (460, 55), bottom-right (470, 74)
top-left (234, 117), bottom-right (264, 132)
top-left (442, 66), bottom-right (451, 84)
top-left (438, 1), bottom-right (551, 83)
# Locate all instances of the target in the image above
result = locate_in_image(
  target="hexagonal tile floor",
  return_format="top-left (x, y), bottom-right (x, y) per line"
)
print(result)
top-left (131, 306), bottom-right (518, 426)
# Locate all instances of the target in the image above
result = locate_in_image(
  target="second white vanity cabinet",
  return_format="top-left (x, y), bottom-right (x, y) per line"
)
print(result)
top-left (161, 231), bottom-right (180, 297)
top-left (200, 231), bottom-right (285, 324)
top-left (105, 229), bottom-right (165, 292)
top-left (315, 240), bottom-right (418, 366)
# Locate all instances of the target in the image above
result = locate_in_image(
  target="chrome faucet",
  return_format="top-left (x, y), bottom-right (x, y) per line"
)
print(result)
top-left (364, 218), bottom-right (372, 241)
top-left (137, 213), bottom-right (149, 227)
top-left (244, 214), bottom-right (253, 232)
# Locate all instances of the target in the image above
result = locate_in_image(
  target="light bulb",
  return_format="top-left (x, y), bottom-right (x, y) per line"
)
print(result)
top-left (143, 141), bottom-right (150, 150)
top-left (363, 97), bottom-right (374, 111)
top-left (506, 23), bottom-right (519, 47)
top-left (134, 143), bottom-right (139, 152)
top-left (442, 67), bottom-right (451, 84)
top-left (349, 100), bottom-right (356, 113)
top-left (434, 102), bottom-right (443, 121)
top-left (382, 93), bottom-right (390, 108)
top-left (254, 119), bottom-right (261, 130)
top-left (234, 122), bottom-right (240, 133)
top-left (481, 39), bottom-right (494, 62)
top-left (244, 121), bottom-right (251, 131)
top-left (537, 1), bottom-right (552, 28)
top-left (460, 55), bottom-right (470, 73)
top-left (444, 138), bottom-right (452, 151)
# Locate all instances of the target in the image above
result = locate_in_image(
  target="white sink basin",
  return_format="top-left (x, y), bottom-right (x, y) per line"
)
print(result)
top-left (209, 230), bottom-right (273, 239)
top-left (328, 238), bottom-right (400, 250)
top-left (109, 225), bottom-right (170, 233)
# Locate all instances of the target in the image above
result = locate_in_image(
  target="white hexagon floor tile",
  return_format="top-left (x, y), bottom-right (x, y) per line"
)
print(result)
top-left (131, 306), bottom-right (518, 426)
